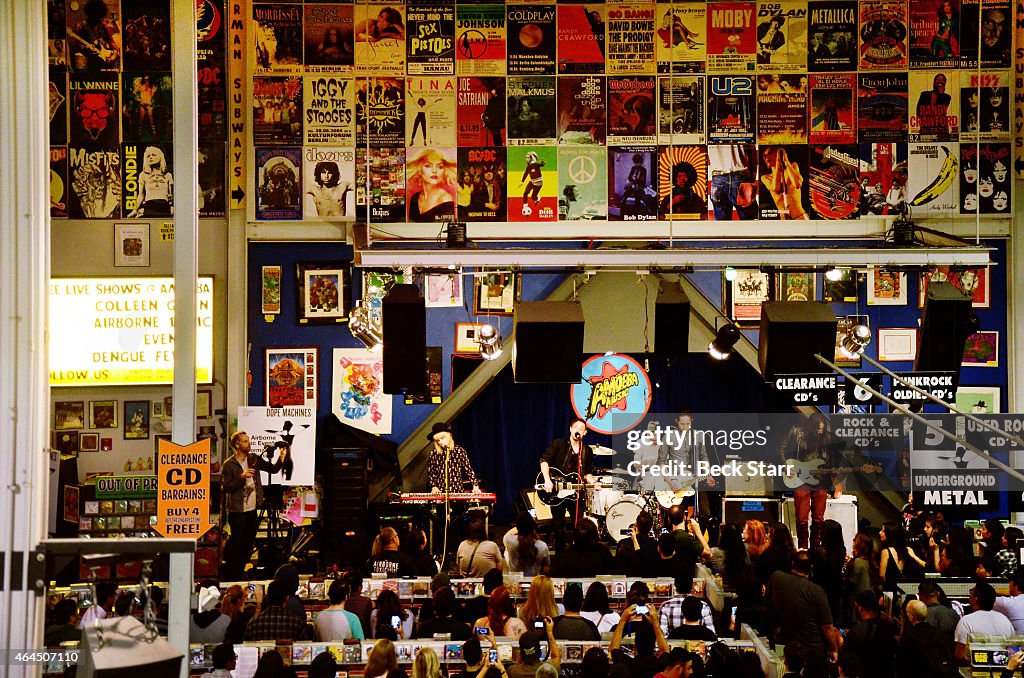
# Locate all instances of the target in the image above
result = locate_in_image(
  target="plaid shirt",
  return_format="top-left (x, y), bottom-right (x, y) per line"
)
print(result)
top-left (244, 606), bottom-right (312, 642)
top-left (659, 596), bottom-right (715, 637)
top-left (427, 444), bottom-right (477, 493)
top-left (996, 548), bottom-right (1019, 576)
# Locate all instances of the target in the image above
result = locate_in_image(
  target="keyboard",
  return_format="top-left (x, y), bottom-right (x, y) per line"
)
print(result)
top-left (392, 492), bottom-right (497, 504)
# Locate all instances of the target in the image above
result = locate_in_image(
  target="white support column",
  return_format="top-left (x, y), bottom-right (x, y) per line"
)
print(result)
top-left (0, 0), bottom-right (51, 665)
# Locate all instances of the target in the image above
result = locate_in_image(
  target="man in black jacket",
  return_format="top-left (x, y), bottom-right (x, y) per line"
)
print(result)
top-left (539, 419), bottom-right (595, 552)
top-left (896, 599), bottom-right (958, 678)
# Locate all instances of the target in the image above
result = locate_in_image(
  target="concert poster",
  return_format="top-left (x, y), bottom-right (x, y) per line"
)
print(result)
top-left (122, 141), bottom-right (173, 218)
top-left (455, 5), bottom-right (506, 77)
top-left (858, 0), bottom-right (909, 71)
top-left (48, 0), bottom-right (67, 69)
top-left (456, 147), bottom-right (507, 221)
top-left (404, 347), bottom-right (443, 405)
top-left (69, 74), bottom-right (119, 148)
top-left (121, 0), bottom-right (171, 72)
top-left (253, 4), bottom-right (303, 74)
top-left (858, 73), bottom-right (909, 143)
top-left (198, 141), bottom-right (226, 218)
top-left (557, 5), bottom-right (605, 74)
top-left (706, 2), bottom-right (757, 73)
top-left (609, 146), bottom-right (659, 221)
top-left (808, 144), bottom-right (862, 219)
top-left (303, 146), bottom-right (355, 220)
top-left (907, 142), bottom-right (960, 214)
top-left (507, 146), bottom-right (558, 223)
top-left (49, 69), bottom-right (68, 146)
top-left (707, 144), bottom-right (759, 220)
top-left (304, 75), bottom-right (355, 146)
top-left (807, 1), bottom-right (858, 72)
top-left (67, 145), bottom-right (121, 219)
top-left (607, 4), bottom-right (657, 75)
top-left (608, 76), bottom-right (657, 144)
top-left (355, 77), bottom-right (404, 148)
top-left (960, 0), bottom-right (1011, 69)
top-left (658, 145), bottom-right (708, 221)
top-left (353, 4), bottom-right (406, 77)
top-left (66, 0), bottom-right (121, 73)
top-left (255, 146), bottom-right (302, 220)
top-left (406, 77), bottom-right (457, 147)
top-left (50, 146), bottom-right (68, 219)
top-left (809, 73), bottom-right (856, 144)
top-left (757, 145), bottom-right (810, 220)
top-left (457, 77), bottom-right (506, 147)
top-left (122, 73), bottom-right (172, 142)
top-left (909, 70), bottom-right (959, 141)
top-left (859, 142), bottom-right (909, 216)
top-left (407, 4), bottom-right (456, 76)
top-left (197, 0), bottom-right (226, 64)
top-left (558, 146), bottom-right (608, 221)
top-left (730, 269), bottom-right (771, 319)
top-left (197, 61), bottom-right (227, 144)
top-left (961, 72), bottom-right (1010, 140)
top-left (908, 0), bottom-right (960, 68)
top-left (331, 349), bottom-right (391, 436)
top-left (756, 74), bottom-right (808, 144)
top-left (960, 142), bottom-right (1011, 214)
top-left (355, 146), bottom-right (406, 223)
top-left (303, 4), bottom-right (355, 73)
top-left (755, 1), bottom-right (808, 72)
top-left (707, 75), bottom-right (756, 144)
top-left (406, 146), bottom-right (458, 223)
top-left (657, 75), bottom-right (704, 145)
top-left (252, 76), bottom-right (303, 146)
top-left (655, 3), bottom-right (706, 74)
top-left (506, 4), bottom-right (556, 76)
top-left (557, 76), bottom-right (607, 145)
top-left (506, 76), bottom-right (557, 146)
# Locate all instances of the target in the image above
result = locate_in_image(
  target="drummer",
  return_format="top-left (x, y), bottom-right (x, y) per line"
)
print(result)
top-left (658, 410), bottom-right (716, 519)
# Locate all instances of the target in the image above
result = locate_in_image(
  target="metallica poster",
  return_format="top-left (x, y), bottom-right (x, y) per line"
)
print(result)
top-left (807, 1), bottom-right (858, 71)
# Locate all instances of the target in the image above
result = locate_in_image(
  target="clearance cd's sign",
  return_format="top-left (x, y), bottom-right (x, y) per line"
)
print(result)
top-left (571, 354), bottom-right (652, 435)
top-left (49, 277), bottom-right (214, 386)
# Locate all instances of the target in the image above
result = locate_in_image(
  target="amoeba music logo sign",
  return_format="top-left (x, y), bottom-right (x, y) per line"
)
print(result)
top-left (571, 354), bottom-right (652, 435)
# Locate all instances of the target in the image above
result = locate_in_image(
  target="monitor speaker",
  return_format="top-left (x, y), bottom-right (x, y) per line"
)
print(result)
top-left (915, 281), bottom-right (974, 375)
top-left (382, 284), bottom-right (426, 394)
top-left (655, 281), bottom-right (690, 359)
top-left (513, 301), bottom-right (585, 383)
top-left (758, 301), bottom-right (837, 379)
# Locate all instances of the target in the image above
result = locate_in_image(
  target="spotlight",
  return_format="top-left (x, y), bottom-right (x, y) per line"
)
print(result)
top-left (825, 267), bottom-right (843, 282)
top-left (708, 323), bottom-right (741, 360)
top-left (477, 323), bottom-right (503, 360)
top-left (838, 324), bottom-right (872, 359)
top-left (349, 302), bottom-right (383, 352)
top-left (724, 267), bottom-right (737, 282)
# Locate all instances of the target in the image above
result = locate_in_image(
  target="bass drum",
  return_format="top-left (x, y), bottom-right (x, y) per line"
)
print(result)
top-left (605, 497), bottom-right (645, 540)
top-left (589, 487), bottom-right (624, 516)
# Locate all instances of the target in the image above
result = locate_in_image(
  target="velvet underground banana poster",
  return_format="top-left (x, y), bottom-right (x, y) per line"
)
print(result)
top-left (907, 141), bottom-right (959, 213)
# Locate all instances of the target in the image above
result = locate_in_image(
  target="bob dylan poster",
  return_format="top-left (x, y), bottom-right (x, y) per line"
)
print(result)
top-left (707, 75), bottom-right (756, 143)
top-left (506, 4), bottom-right (556, 75)
top-left (658, 75), bottom-right (704, 145)
top-left (909, 0), bottom-right (960, 68)
top-left (857, 72), bottom-right (908, 143)
top-left (558, 146), bottom-right (607, 221)
top-left (256, 147), bottom-right (302, 220)
top-left (756, 74), bottom-right (808, 144)
top-left (457, 147), bottom-right (507, 221)
top-left (755, 1), bottom-right (808, 73)
top-left (355, 147), bottom-right (405, 223)
top-left (608, 76), bottom-right (657, 145)
top-left (253, 3), bottom-right (303, 74)
top-left (757, 145), bottom-right (811, 220)
top-left (655, 2), bottom-right (706, 74)
top-left (457, 76), bottom-right (506, 147)
top-left (557, 75), bottom-right (606, 145)
top-left (909, 70), bottom-right (958, 142)
top-left (407, 4), bottom-right (455, 76)
top-left (356, 77), bottom-right (404, 148)
top-left (354, 4), bottom-right (406, 76)
top-left (658, 145), bottom-right (708, 221)
top-left (808, 1), bottom-right (858, 71)
top-left (608, 146), bottom-right (659, 221)
top-left (859, 0), bottom-right (909, 70)
top-left (557, 4), bottom-right (605, 74)
top-left (859, 142), bottom-right (909, 216)
top-left (507, 76), bottom-right (557, 146)
top-left (303, 4), bottom-right (355, 73)
top-left (960, 142), bottom-right (1011, 214)
top-left (809, 144), bottom-right (862, 219)
top-left (706, 2), bottom-right (757, 73)
top-left (455, 5), bottom-right (506, 77)
top-left (607, 3), bottom-right (656, 75)
top-left (809, 72), bottom-right (856, 144)
top-left (304, 75), bottom-right (355, 146)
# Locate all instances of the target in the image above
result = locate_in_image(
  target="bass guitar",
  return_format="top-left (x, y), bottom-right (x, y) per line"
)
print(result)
top-left (534, 468), bottom-right (597, 506)
top-left (783, 458), bottom-right (882, 490)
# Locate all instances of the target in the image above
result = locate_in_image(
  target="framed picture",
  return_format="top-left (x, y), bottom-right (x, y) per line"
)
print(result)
top-left (55, 401), bottom-right (85, 430)
top-left (154, 433), bottom-right (172, 454)
top-left (455, 323), bottom-right (488, 354)
top-left (776, 272), bottom-right (816, 302)
top-left (954, 386), bottom-right (1000, 414)
top-left (88, 401), bottom-right (117, 428)
top-left (867, 268), bottom-right (907, 305)
top-left (919, 266), bottom-right (990, 308)
top-left (362, 268), bottom-right (413, 325)
top-left (834, 315), bottom-right (868, 368)
top-left (63, 486), bottom-right (80, 523)
top-left (962, 331), bottom-right (999, 367)
top-left (266, 347), bottom-right (318, 409)
top-left (123, 401), bottom-right (150, 440)
top-left (261, 265), bottom-right (282, 315)
top-left (196, 390), bottom-right (213, 419)
top-left (152, 400), bottom-right (164, 418)
top-left (55, 431), bottom-right (79, 458)
top-left (114, 222), bottom-right (150, 267)
top-left (80, 433), bottom-right (99, 452)
top-left (424, 273), bottom-right (464, 308)
top-left (726, 269), bottom-right (770, 326)
top-left (100, 437), bottom-right (112, 452)
top-left (297, 262), bottom-right (349, 324)
top-left (823, 270), bottom-right (858, 303)
top-left (473, 270), bottom-right (520, 315)
top-left (877, 328), bottom-right (917, 362)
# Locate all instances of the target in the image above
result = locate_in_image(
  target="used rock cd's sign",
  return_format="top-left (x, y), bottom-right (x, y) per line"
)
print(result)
top-left (571, 354), bottom-right (651, 435)
top-left (156, 438), bottom-right (212, 539)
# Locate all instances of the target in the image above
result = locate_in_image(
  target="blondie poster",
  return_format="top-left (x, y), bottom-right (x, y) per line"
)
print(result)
top-left (356, 147), bottom-right (406, 223)
top-left (707, 75), bottom-right (756, 144)
top-left (809, 144), bottom-right (862, 219)
top-left (960, 0), bottom-right (1011, 69)
top-left (406, 4), bottom-right (455, 76)
top-left (506, 4), bottom-right (556, 75)
top-left (858, 0), bottom-right (909, 71)
top-left (756, 75), bottom-right (808, 144)
top-left (253, 4), bottom-right (303, 74)
top-left (506, 76), bottom-right (557, 146)
top-left (961, 72), bottom-right (1010, 140)
top-left (909, 70), bottom-right (959, 142)
top-left (858, 73), bottom-right (908, 143)
top-left (255, 147), bottom-right (302, 220)
top-left (655, 3), bottom-right (706, 73)
top-left (355, 77), bottom-right (405, 148)
top-left (69, 74), bottom-right (119, 148)
top-left (757, 145), bottom-right (810, 219)
top-left (331, 349), bottom-right (391, 436)
top-left (706, 3), bottom-right (757, 73)
top-left (608, 76), bottom-right (657, 144)
top-left (50, 146), bottom-right (68, 219)
top-left (68, 146), bottom-right (120, 219)
top-left (907, 142), bottom-right (960, 213)
top-left (237, 406), bottom-right (316, 486)
top-left (909, 0), bottom-right (960, 68)
top-left (406, 147), bottom-right (458, 223)
top-left (809, 73), bottom-right (856, 144)
top-left (658, 145), bottom-right (708, 220)
top-left (406, 77), bottom-right (457, 147)
top-left (456, 147), bottom-right (507, 221)
top-left (607, 4), bottom-right (657, 75)
top-left (609, 146), bottom-right (658, 221)
top-left (755, 1), bottom-right (809, 72)
top-left (457, 77), bottom-right (506, 147)
top-left (122, 142), bottom-right (174, 218)
top-left (303, 146), bottom-right (355, 220)
top-left (558, 146), bottom-right (607, 220)
top-left (507, 146), bottom-right (558, 222)
top-left (960, 143), bottom-right (1011, 214)
top-left (807, 1), bottom-right (858, 71)
top-left (859, 142), bottom-right (909, 216)
top-left (303, 75), bottom-right (355, 146)
top-left (354, 4), bottom-right (406, 77)
top-left (557, 5), bottom-right (605, 74)
top-left (252, 76), bottom-right (302, 146)
top-left (303, 4), bottom-right (355, 73)
top-left (557, 76), bottom-right (606, 145)
top-left (455, 5), bottom-right (506, 76)
top-left (657, 75), bottom-right (704, 145)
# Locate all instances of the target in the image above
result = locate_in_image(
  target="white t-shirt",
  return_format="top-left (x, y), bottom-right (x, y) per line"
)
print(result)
top-left (954, 609), bottom-right (1016, 644)
top-left (78, 605), bottom-right (107, 629)
top-left (240, 457), bottom-right (257, 512)
top-left (457, 539), bottom-right (502, 577)
top-left (580, 610), bottom-right (621, 634)
top-left (315, 608), bottom-right (354, 641)
top-left (993, 594), bottom-right (1024, 634)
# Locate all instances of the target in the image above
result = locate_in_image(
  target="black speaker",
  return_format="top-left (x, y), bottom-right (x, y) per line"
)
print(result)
top-left (915, 281), bottom-right (973, 375)
top-left (655, 281), bottom-right (690, 359)
top-left (514, 301), bottom-right (585, 383)
top-left (758, 301), bottom-right (837, 379)
top-left (382, 283), bottom-right (426, 394)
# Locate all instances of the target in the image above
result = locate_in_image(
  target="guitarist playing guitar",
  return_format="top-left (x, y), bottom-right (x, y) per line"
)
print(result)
top-left (777, 412), bottom-right (842, 550)
top-left (658, 411), bottom-right (717, 520)
top-left (540, 419), bottom-right (595, 552)
top-left (70, 0), bottom-right (122, 72)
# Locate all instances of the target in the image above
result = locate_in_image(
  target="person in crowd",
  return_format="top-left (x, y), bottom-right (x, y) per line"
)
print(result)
top-left (917, 581), bottom-right (960, 643)
top-left (609, 604), bottom-right (670, 678)
top-left (666, 506), bottom-right (711, 591)
top-left (757, 523), bottom-right (796, 583)
top-left (954, 582), bottom-right (1015, 665)
top-left (982, 519), bottom-right (1006, 560)
top-left (503, 512), bottom-right (550, 576)
top-left (344, 570), bottom-right (374, 634)
top-left (781, 641), bottom-right (805, 678)
top-left (663, 648), bottom-right (706, 678)
top-left (730, 568), bottom-right (771, 638)
top-left (508, 618), bottom-right (560, 678)
top-left (767, 551), bottom-right (838, 662)
top-left (370, 589), bottom-right (414, 639)
top-left (551, 518), bottom-right (614, 577)
top-left (659, 579), bottom-right (715, 636)
top-left (365, 639), bottom-right (399, 678)
top-left (417, 572), bottom-right (453, 626)
top-left (456, 637), bottom-right (505, 678)
top-left (994, 569), bottom-right (1024, 633)
top-left (615, 510), bottom-right (660, 577)
top-left (461, 568), bottom-right (504, 625)
top-left (896, 599), bottom-right (958, 678)
top-left (539, 419), bottom-right (596, 551)
top-left (190, 585), bottom-right (231, 644)
top-left (44, 598), bottom-right (81, 646)
top-left (879, 523), bottom-right (926, 589)
top-left (252, 648), bottom-right (297, 678)
top-left (552, 583), bottom-right (600, 640)
top-left (520, 575), bottom-right (562, 622)
top-left (581, 647), bottom-right (610, 678)
top-left (208, 643), bottom-right (237, 678)
top-left (416, 587), bottom-right (471, 640)
top-left (458, 515), bottom-right (503, 577)
top-left (113, 591), bottom-right (135, 617)
top-left (316, 578), bottom-right (364, 641)
top-left (273, 564), bottom-right (307, 619)
top-left (308, 651), bottom-right (339, 678)
top-left (977, 555), bottom-right (1000, 579)
top-left (244, 580), bottom-right (311, 641)
top-left (580, 581), bottom-right (621, 634)
top-left (412, 647), bottom-right (443, 678)
top-left (744, 520), bottom-right (769, 562)
top-left (998, 526), bottom-right (1022, 576)
top-left (709, 523), bottom-right (749, 589)
top-left (404, 529), bottom-right (439, 577)
top-left (841, 590), bottom-right (897, 678)
top-left (223, 585), bottom-right (253, 644)
top-left (79, 581), bottom-right (117, 629)
top-left (811, 519), bottom-right (847, 622)
top-left (368, 527), bottom-right (419, 578)
top-left (474, 586), bottom-right (527, 638)
top-left (668, 596), bottom-right (718, 640)
top-left (656, 532), bottom-right (680, 577)
top-left (844, 532), bottom-right (876, 605)
top-left (937, 526), bottom-right (975, 576)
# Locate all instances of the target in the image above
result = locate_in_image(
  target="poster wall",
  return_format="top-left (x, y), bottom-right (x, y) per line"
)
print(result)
top-left (331, 348), bottom-right (392, 435)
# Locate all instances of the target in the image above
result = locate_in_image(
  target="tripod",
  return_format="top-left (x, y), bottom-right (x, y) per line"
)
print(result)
top-left (255, 446), bottom-right (291, 575)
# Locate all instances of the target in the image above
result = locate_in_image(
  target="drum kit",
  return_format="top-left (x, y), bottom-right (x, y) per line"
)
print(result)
top-left (585, 446), bottom-right (666, 539)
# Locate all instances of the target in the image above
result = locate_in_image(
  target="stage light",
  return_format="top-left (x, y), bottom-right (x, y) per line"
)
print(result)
top-left (838, 323), bottom-right (872, 359)
top-left (708, 323), bottom-right (741, 360)
top-left (477, 323), bottom-right (502, 360)
top-left (349, 302), bottom-right (383, 352)
top-left (724, 267), bottom-right (737, 281)
top-left (825, 267), bottom-right (844, 282)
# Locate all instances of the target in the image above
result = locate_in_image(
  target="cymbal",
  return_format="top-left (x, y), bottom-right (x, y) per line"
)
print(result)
top-left (591, 445), bottom-right (617, 456)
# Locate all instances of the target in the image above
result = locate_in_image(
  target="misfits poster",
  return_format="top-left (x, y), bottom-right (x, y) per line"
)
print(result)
top-left (407, 4), bottom-right (455, 76)
top-left (506, 76), bottom-right (557, 146)
top-left (457, 147), bottom-right (507, 221)
top-left (859, 142), bottom-right (909, 216)
top-left (304, 75), bottom-right (355, 146)
top-left (356, 77), bottom-right (405, 148)
top-left (457, 77), bottom-right (506, 146)
top-left (557, 76), bottom-right (607, 145)
top-left (809, 73), bottom-right (856, 144)
top-left (655, 2), bottom-right (706, 74)
top-left (607, 4), bottom-right (657, 75)
top-left (237, 406), bottom-right (316, 486)
top-left (909, 0), bottom-right (960, 68)
top-left (304, 146), bottom-right (355, 220)
top-left (658, 75), bottom-right (705, 145)
top-left (707, 75), bottom-right (756, 143)
top-left (252, 76), bottom-right (302, 146)
top-left (354, 4), bottom-right (406, 77)
top-left (609, 146), bottom-right (659, 221)
top-left (331, 349), bottom-right (391, 436)
top-left (858, 73), bottom-right (908, 143)
top-left (960, 143), bottom-right (1011, 214)
top-left (507, 146), bottom-right (558, 223)
top-left (255, 146), bottom-right (302, 220)
top-left (608, 76), bottom-right (657, 144)
top-left (907, 142), bottom-right (960, 213)
top-left (757, 145), bottom-right (810, 220)
top-left (658, 145), bottom-right (708, 221)
top-left (809, 144), bottom-right (862, 219)
top-left (406, 77), bottom-right (457, 147)
top-left (859, 0), bottom-right (909, 70)
top-left (756, 74), bottom-right (808, 144)
top-left (558, 146), bottom-right (608, 221)
top-left (706, 3), bottom-right (757, 73)
top-left (557, 5), bottom-right (605, 74)
top-left (303, 4), bottom-right (355, 73)
top-left (808, 1), bottom-right (858, 72)
top-left (506, 4), bottom-right (556, 75)
top-left (69, 74), bottom-right (119, 148)
top-left (68, 145), bottom-right (121, 219)
top-left (455, 5), bottom-right (506, 76)
top-left (253, 4), bottom-right (303, 74)
top-left (909, 70), bottom-right (959, 142)
top-left (755, 1), bottom-right (808, 72)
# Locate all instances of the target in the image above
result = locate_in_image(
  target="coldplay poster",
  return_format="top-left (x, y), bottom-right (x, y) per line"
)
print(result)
top-left (506, 4), bottom-right (556, 75)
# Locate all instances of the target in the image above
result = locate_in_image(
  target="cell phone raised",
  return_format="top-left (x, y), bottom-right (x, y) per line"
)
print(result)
top-left (533, 618), bottom-right (545, 629)
top-left (475, 626), bottom-right (490, 636)
top-left (634, 605), bottom-right (649, 615)
top-left (391, 615), bottom-right (402, 629)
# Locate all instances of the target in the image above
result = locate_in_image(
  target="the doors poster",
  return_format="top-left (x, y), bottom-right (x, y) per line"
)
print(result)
top-left (809, 144), bottom-right (862, 219)
top-left (252, 76), bottom-right (302, 145)
top-left (68, 146), bottom-right (121, 219)
top-left (907, 142), bottom-right (960, 214)
top-left (303, 146), bottom-right (355, 220)
top-left (50, 146), bottom-right (68, 219)
top-left (557, 5), bottom-right (605, 74)
top-left (708, 76), bottom-right (756, 144)
top-left (303, 4), bottom-right (355, 73)
top-left (457, 77), bottom-right (506, 147)
top-left (908, 0), bottom-right (959, 68)
top-left (355, 77), bottom-right (404, 148)
top-left (658, 145), bottom-right (708, 220)
top-left (706, 2), bottom-right (757, 73)
top-left (506, 4), bottom-right (556, 75)
top-left (406, 147), bottom-right (458, 223)
top-left (332, 348), bottom-right (391, 436)
top-left (755, 1), bottom-right (809, 72)
top-left (69, 74), bottom-right (119, 147)
top-left (607, 4), bottom-right (657, 75)
top-left (655, 2), bottom-right (706, 73)
top-left (256, 147), bottom-right (302, 220)
top-left (122, 74), bottom-right (172, 142)
top-left (354, 4), bottom-right (406, 76)
top-left (607, 76), bottom-right (657, 144)
top-left (253, 4), bottom-right (303, 74)
top-left (558, 146), bottom-right (607, 220)
top-left (859, 142), bottom-right (909, 216)
top-left (756, 74), bottom-right (808, 144)
top-left (809, 73), bottom-right (856, 144)
top-left (858, 0), bottom-right (909, 71)
top-left (303, 75), bottom-right (355, 146)
top-left (455, 5), bottom-right (506, 76)
top-left (960, 143), bottom-right (1011, 214)
top-left (757, 145), bottom-right (811, 220)
top-left (406, 4), bottom-right (455, 76)
top-left (507, 76), bottom-right (557, 146)
top-left (507, 146), bottom-right (558, 222)
top-left (557, 76), bottom-right (606, 145)
top-left (356, 147), bottom-right (406, 223)
top-left (457, 147), bottom-right (507, 221)
top-left (237, 406), bottom-right (316, 486)
top-left (807, 1), bottom-right (858, 71)
top-left (909, 70), bottom-right (959, 142)
top-left (609, 146), bottom-right (658, 221)
top-left (658, 75), bottom-right (705, 145)
top-left (857, 73), bottom-right (908, 143)
top-left (960, 72), bottom-right (1010, 141)
top-left (407, 77), bottom-right (457, 147)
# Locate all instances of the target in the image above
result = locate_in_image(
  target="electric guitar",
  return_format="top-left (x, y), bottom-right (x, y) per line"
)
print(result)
top-left (67, 28), bottom-right (118, 63)
top-left (783, 458), bottom-right (883, 490)
top-left (654, 471), bottom-right (712, 508)
top-left (534, 468), bottom-right (598, 506)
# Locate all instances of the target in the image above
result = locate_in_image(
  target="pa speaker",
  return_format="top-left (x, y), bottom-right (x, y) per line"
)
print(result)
top-left (915, 281), bottom-right (973, 375)
top-left (655, 281), bottom-right (690, 359)
top-left (514, 301), bottom-right (585, 383)
top-left (758, 301), bottom-right (837, 379)
top-left (382, 283), bottom-right (426, 394)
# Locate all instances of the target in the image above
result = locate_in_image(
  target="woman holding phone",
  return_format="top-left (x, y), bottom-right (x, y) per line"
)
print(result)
top-left (474, 587), bottom-right (527, 639)
top-left (369, 590), bottom-right (414, 639)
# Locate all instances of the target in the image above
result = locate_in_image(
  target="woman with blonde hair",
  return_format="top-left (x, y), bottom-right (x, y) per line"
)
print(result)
top-left (519, 575), bottom-right (559, 623)
top-left (407, 148), bottom-right (457, 222)
top-left (743, 520), bottom-right (768, 560)
top-left (364, 638), bottom-right (398, 678)
top-left (412, 647), bottom-right (442, 678)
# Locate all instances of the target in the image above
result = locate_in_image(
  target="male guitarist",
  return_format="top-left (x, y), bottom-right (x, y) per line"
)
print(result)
top-left (658, 411), bottom-right (716, 520)
top-left (777, 412), bottom-right (843, 550)
top-left (540, 418), bottom-right (595, 552)
top-left (70, 0), bottom-right (121, 73)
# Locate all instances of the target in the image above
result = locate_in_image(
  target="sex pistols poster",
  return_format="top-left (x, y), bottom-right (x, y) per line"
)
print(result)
top-left (807, 1), bottom-right (858, 72)
top-left (406, 4), bottom-right (455, 76)
top-left (755, 1), bottom-right (808, 73)
top-left (706, 3), bottom-right (757, 73)
top-left (655, 2), bottom-right (706, 73)
top-left (607, 4), bottom-right (657, 75)
top-left (454, 5), bottom-right (506, 77)
top-left (858, 0), bottom-right (909, 70)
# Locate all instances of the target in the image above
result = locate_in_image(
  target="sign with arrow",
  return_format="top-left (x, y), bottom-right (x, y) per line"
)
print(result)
top-left (156, 438), bottom-right (212, 539)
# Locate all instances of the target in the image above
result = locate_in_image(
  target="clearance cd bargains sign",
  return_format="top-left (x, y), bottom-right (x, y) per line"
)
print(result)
top-left (156, 438), bottom-right (213, 538)
top-left (49, 277), bottom-right (214, 386)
